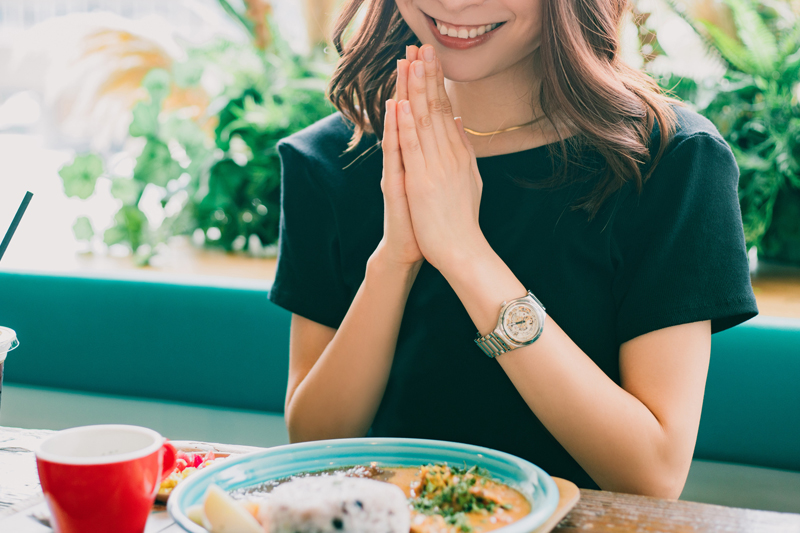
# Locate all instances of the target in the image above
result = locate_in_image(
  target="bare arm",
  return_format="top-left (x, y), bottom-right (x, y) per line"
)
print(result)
top-left (285, 48), bottom-right (425, 443)
top-left (443, 243), bottom-right (710, 498)
top-left (285, 251), bottom-right (420, 442)
top-left (394, 44), bottom-right (711, 498)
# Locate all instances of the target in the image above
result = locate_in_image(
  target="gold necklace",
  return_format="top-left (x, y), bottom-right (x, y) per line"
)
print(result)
top-left (462, 114), bottom-right (547, 136)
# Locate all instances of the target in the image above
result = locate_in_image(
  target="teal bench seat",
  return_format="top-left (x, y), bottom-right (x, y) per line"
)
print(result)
top-left (0, 271), bottom-right (798, 511)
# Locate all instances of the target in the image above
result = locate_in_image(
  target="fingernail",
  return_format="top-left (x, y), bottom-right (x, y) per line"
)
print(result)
top-left (423, 47), bottom-right (434, 63)
top-left (401, 100), bottom-right (411, 114)
top-left (414, 62), bottom-right (424, 78)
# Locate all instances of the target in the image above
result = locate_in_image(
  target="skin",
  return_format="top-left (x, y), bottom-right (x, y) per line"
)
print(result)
top-left (285, 2), bottom-right (712, 499)
top-left (394, 0), bottom-right (572, 157)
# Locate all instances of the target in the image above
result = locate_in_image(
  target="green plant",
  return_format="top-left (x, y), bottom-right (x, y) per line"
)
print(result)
top-left (59, 7), bottom-right (335, 264)
top-left (659, 0), bottom-right (800, 264)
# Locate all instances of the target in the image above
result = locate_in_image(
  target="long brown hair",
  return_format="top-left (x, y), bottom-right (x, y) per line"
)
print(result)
top-left (327, 0), bottom-right (683, 219)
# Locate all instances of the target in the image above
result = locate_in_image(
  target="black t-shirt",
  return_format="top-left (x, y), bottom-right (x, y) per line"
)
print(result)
top-left (268, 105), bottom-right (758, 489)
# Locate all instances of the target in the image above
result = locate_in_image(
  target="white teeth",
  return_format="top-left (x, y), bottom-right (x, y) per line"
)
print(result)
top-left (435, 19), bottom-right (501, 39)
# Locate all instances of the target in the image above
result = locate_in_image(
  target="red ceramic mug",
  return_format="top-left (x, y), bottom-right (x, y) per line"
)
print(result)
top-left (35, 424), bottom-right (177, 533)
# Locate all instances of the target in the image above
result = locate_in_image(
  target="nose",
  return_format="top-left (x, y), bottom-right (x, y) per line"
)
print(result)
top-left (434, 0), bottom-right (486, 16)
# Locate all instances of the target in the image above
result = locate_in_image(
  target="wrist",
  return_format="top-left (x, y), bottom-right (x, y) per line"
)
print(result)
top-left (436, 235), bottom-right (493, 280)
top-left (368, 245), bottom-right (423, 287)
top-left (438, 240), bottom-right (528, 336)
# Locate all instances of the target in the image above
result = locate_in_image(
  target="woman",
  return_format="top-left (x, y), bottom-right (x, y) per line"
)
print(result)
top-left (268, 0), bottom-right (758, 497)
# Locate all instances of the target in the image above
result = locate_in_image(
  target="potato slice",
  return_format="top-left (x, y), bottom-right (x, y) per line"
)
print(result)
top-left (187, 504), bottom-right (210, 528)
top-left (203, 484), bottom-right (262, 533)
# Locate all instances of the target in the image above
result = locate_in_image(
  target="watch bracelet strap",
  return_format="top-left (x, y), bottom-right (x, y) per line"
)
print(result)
top-left (475, 332), bottom-right (510, 358)
top-left (474, 290), bottom-right (545, 358)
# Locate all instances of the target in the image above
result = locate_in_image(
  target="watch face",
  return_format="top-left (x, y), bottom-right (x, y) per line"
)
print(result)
top-left (503, 303), bottom-right (539, 343)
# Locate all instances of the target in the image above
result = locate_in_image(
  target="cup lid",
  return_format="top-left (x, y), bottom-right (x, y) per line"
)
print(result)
top-left (0, 326), bottom-right (18, 355)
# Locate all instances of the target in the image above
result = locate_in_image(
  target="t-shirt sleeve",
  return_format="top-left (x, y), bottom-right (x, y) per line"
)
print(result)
top-left (612, 132), bottom-right (758, 345)
top-left (267, 140), bottom-right (351, 329)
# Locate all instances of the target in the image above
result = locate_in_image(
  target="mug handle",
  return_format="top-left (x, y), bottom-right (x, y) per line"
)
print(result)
top-left (159, 441), bottom-right (178, 482)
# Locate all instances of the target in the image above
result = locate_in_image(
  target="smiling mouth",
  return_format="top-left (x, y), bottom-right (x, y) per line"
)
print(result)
top-left (426, 14), bottom-right (507, 40)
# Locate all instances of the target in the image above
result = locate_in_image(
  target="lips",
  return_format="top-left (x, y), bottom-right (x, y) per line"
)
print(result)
top-left (424, 13), bottom-right (506, 50)
top-left (430, 16), bottom-right (505, 39)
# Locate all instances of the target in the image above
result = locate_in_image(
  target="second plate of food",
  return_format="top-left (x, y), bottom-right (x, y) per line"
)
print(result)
top-left (167, 437), bottom-right (560, 533)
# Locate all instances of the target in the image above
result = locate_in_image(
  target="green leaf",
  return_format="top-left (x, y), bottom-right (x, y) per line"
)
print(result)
top-left (161, 116), bottom-right (208, 154)
top-left (110, 177), bottom-right (145, 205)
top-left (699, 20), bottom-right (756, 73)
top-left (129, 69), bottom-right (171, 137)
top-left (134, 139), bottom-right (182, 187)
top-left (129, 100), bottom-right (160, 138)
top-left (103, 206), bottom-right (148, 250)
top-left (730, 144), bottom-right (772, 172)
top-left (172, 60), bottom-right (204, 88)
top-left (216, 0), bottom-right (255, 40)
top-left (72, 216), bottom-right (94, 241)
top-left (142, 68), bottom-right (171, 106)
top-left (59, 153), bottom-right (103, 199)
top-left (724, 0), bottom-right (779, 75)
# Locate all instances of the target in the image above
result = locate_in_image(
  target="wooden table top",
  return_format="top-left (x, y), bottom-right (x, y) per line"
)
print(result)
top-left (2, 426), bottom-right (799, 532)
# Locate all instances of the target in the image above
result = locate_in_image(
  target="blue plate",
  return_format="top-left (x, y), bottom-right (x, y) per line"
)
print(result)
top-left (168, 437), bottom-right (560, 533)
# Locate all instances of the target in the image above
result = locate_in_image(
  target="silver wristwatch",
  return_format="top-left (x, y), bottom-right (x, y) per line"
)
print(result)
top-left (474, 290), bottom-right (546, 358)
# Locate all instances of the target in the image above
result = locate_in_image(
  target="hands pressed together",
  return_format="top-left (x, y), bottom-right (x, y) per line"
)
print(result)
top-left (380, 44), bottom-right (485, 274)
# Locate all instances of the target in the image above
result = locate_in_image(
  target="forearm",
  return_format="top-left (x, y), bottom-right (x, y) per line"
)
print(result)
top-left (286, 248), bottom-right (421, 443)
top-left (440, 241), bottom-right (691, 498)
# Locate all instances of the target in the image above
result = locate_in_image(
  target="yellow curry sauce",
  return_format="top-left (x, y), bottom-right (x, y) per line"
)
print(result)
top-left (239, 463), bottom-right (532, 533)
top-left (374, 466), bottom-right (531, 533)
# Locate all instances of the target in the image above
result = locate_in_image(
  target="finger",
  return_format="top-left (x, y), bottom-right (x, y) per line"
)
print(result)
top-left (455, 116), bottom-right (482, 191)
top-left (436, 56), bottom-right (462, 148)
top-left (383, 99), bottom-right (404, 179)
top-left (396, 59), bottom-right (410, 101)
top-left (396, 46), bottom-right (418, 103)
top-left (407, 59), bottom-right (440, 162)
top-left (396, 99), bottom-right (427, 176)
top-left (420, 45), bottom-right (450, 151)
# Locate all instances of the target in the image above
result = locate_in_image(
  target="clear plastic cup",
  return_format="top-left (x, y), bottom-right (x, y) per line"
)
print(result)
top-left (0, 326), bottom-right (19, 411)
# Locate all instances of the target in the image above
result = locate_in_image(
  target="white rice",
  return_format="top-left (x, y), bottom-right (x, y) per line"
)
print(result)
top-left (258, 476), bottom-right (410, 533)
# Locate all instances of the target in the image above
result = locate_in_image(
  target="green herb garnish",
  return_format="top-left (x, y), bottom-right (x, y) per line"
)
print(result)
top-left (410, 464), bottom-right (507, 532)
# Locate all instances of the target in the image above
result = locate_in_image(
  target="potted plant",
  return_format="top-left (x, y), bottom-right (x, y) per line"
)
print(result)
top-left (58, 0), bottom-right (336, 264)
top-left (659, 0), bottom-right (800, 265)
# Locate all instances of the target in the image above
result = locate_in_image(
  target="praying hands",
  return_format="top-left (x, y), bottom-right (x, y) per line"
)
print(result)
top-left (382, 44), bottom-right (485, 274)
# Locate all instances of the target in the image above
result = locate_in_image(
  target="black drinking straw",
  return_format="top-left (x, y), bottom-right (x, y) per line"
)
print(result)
top-left (0, 191), bottom-right (34, 262)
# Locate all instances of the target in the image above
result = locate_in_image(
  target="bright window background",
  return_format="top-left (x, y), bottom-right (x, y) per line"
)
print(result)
top-left (0, 0), bottom-right (720, 276)
top-left (0, 0), bottom-right (310, 275)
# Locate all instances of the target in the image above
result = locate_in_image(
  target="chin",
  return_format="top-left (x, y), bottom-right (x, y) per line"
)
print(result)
top-left (436, 54), bottom-right (514, 84)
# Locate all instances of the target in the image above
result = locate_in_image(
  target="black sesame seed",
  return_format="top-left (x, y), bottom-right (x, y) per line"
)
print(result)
top-left (332, 518), bottom-right (344, 530)
top-left (355, 500), bottom-right (363, 509)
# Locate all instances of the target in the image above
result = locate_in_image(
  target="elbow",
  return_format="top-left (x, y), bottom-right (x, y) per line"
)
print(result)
top-left (597, 439), bottom-right (692, 499)
top-left (284, 402), bottom-right (312, 444)
top-left (284, 398), bottom-right (365, 443)
top-left (613, 418), bottom-right (694, 499)
top-left (600, 468), bottom-right (687, 500)
top-left (635, 471), bottom-right (687, 500)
